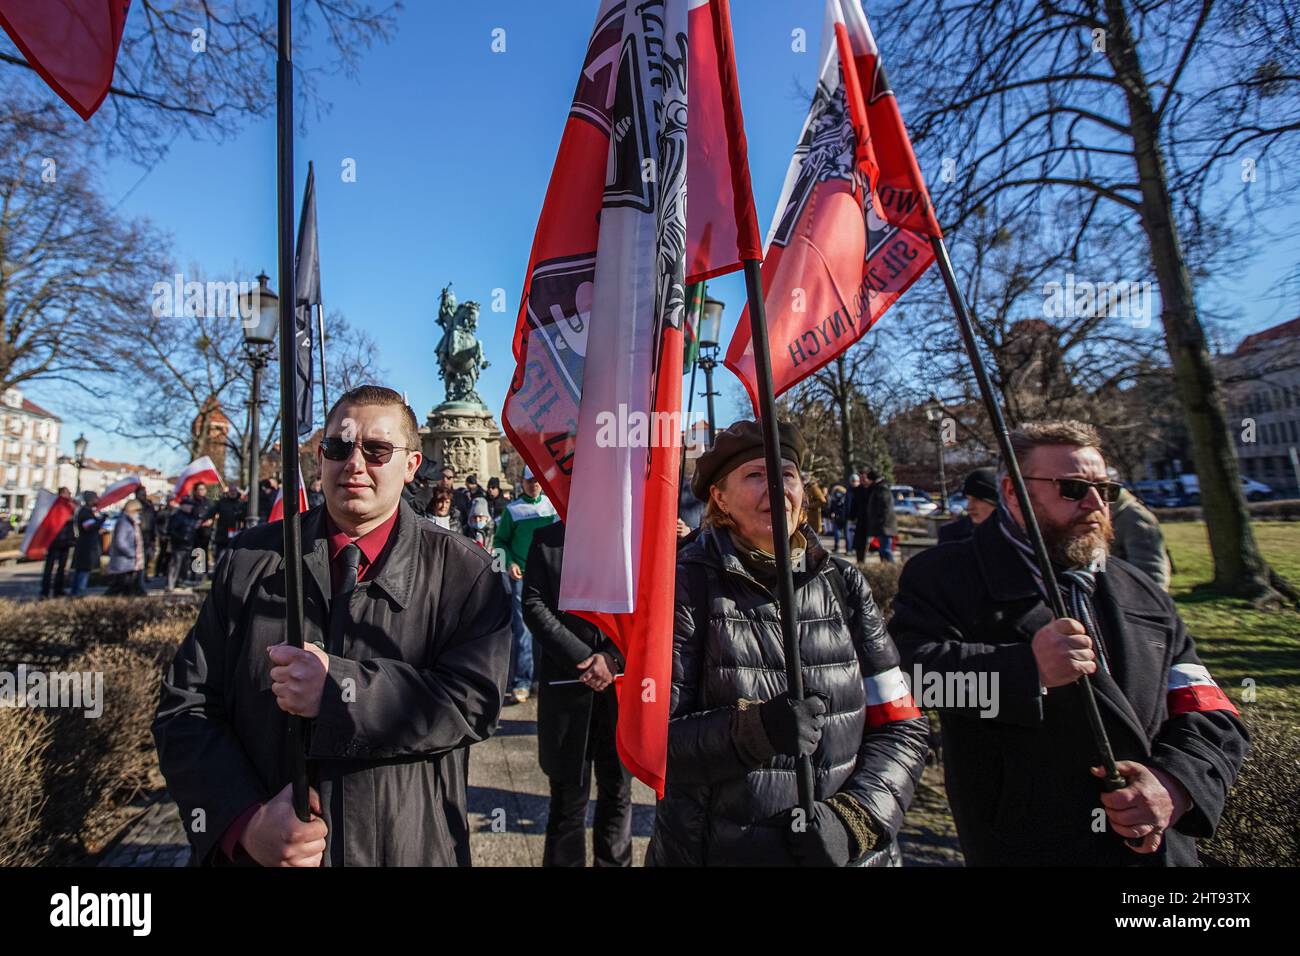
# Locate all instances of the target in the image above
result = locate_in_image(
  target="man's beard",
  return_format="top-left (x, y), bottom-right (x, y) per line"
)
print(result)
top-left (1040, 509), bottom-right (1114, 569)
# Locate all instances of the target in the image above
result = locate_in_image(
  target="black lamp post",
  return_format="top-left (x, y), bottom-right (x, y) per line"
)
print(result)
top-left (73, 433), bottom-right (88, 495)
top-left (698, 296), bottom-right (725, 446)
top-left (240, 273), bottom-right (279, 528)
top-left (925, 396), bottom-right (949, 515)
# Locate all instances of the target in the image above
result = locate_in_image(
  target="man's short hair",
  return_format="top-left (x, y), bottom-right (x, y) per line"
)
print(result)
top-left (1007, 420), bottom-right (1102, 466)
top-left (1001, 420), bottom-right (1104, 488)
top-left (325, 384), bottom-right (421, 452)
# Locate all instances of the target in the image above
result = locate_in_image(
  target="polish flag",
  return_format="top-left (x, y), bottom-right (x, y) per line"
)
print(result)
top-left (1167, 663), bottom-right (1238, 717)
top-left (863, 665), bottom-right (922, 728)
top-left (171, 456), bottom-right (220, 503)
top-left (96, 474), bottom-right (143, 509)
top-left (0, 1), bottom-right (132, 121)
top-left (267, 476), bottom-right (309, 523)
top-left (20, 489), bottom-right (76, 561)
top-left (725, 0), bottom-right (940, 409)
top-left (502, 0), bottom-right (760, 796)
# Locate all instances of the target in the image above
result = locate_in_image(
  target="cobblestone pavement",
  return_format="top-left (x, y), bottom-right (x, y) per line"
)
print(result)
top-left (98, 694), bottom-right (961, 867)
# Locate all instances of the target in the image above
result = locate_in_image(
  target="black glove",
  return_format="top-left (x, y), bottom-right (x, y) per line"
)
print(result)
top-left (784, 801), bottom-right (853, 867)
top-left (758, 691), bottom-right (828, 758)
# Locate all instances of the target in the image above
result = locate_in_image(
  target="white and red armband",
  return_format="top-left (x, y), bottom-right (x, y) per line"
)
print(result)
top-left (1167, 662), bottom-right (1239, 717)
top-left (863, 666), bottom-right (922, 727)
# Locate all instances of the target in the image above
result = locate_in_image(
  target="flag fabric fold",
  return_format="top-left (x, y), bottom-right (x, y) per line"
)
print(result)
top-left (267, 477), bottom-right (308, 523)
top-left (0, 0), bottom-right (131, 120)
top-left (96, 474), bottom-right (143, 509)
top-left (294, 161), bottom-right (321, 439)
top-left (20, 489), bottom-right (75, 561)
top-left (502, 0), bottom-right (758, 796)
top-left (171, 456), bottom-right (220, 503)
top-left (724, 0), bottom-right (940, 410)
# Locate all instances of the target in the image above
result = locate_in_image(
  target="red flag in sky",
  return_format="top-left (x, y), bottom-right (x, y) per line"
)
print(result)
top-left (502, 0), bottom-right (758, 796)
top-left (21, 489), bottom-right (75, 561)
top-left (725, 0), bottom-right (940, 410)
top-left (171, 456), bottom-right (221, 503)
top-left (686, 0), bottom-right (762, 282)
top-left (268, 472), bottom-right (309, 523)
top-left (97, 474), bottom-right (143, 509)
top-left (0, 1), bottom-right (131, 120)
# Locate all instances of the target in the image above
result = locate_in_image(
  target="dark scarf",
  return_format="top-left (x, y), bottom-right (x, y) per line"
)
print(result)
top-left (995, 505), bottom-right (1113, 674)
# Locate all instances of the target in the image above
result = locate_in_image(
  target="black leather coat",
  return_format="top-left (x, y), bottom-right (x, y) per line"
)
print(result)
top-left (646, 524), bottom-right (929, 866)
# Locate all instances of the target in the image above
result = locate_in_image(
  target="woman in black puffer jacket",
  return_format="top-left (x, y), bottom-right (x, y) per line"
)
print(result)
top-left (647, 420), bottom-right (929, 867)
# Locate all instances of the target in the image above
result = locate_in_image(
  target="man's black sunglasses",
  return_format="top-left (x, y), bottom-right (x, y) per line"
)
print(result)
top-left (1024, 476), bottom-right (1123, 503)
top-left (320, 436), bottom-right (413, 465)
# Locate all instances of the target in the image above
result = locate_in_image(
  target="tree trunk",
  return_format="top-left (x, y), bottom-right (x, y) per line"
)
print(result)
top-left (1104, 0), bottom-right (1279, 602)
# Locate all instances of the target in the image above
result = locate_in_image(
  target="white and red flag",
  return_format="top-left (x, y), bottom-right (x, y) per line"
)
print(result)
top-left (171, 456), bottom-right (220, 503)
top-left (725, 0), bottom-right (941, 409)
top-left (21, 489), bottom-right (76, 561)
top-left (502, 0), bottom-right (759, 795)
top-left (96, 474), bottom-right (143, 509)
top-left (267, 473), bottom-right (309, 523)
top-left (0, 1), bottom-right (131, 120)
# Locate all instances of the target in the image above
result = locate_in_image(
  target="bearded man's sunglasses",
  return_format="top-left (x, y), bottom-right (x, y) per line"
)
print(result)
top-left (1024, 476), bottom-right (1123, 503)
top-left (320, 436), bottom-right (413, 465)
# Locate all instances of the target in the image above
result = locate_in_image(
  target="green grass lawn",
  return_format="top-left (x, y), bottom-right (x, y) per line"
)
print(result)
top-left (1164, 522), bottom-right (1300, 720)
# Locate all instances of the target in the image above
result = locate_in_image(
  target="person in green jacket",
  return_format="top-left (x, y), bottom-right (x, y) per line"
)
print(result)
top-left (494, 466), bottom-right (558, 703)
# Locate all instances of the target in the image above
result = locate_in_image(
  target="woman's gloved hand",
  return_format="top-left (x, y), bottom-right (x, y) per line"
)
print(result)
top-left (758, 690), bottom-right (829, 757)
top-left (784, 801), bottom-right (853, 867)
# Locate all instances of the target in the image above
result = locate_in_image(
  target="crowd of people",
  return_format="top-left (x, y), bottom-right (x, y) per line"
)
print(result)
top-left (143, 382), bottom-right (1247, 868)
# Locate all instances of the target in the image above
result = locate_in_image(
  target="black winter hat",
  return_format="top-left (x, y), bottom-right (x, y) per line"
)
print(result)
top-left (961, 467), bottom-right (999, 504)
top-left (690, 419), bottom-right (807, 502)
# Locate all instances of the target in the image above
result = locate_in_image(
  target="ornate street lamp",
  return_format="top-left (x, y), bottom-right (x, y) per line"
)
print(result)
top-left (73, 433), bottom-right (88, 495)
top-left (698, 297), bottom-right (725, 446)
top-left (925, 396), bottom-right (949, 514)
top-left (239, 273), bottom-right (278, 527)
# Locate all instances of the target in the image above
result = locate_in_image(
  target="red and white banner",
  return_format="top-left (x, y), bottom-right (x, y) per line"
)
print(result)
top-left (1167, 663), bottom-right (1238, 717)
top-left (96, 474), bottom-right (143, 509)
top-left (0, 1), bottom-right (131, 120)
top-left (20, 489), bottom-right (75, 561)
top-left (171, 456), bottom-right (220, 503)
top-left (725, 0), bottom-right (940, 410)
top-left (267, 474), bottom-right (308, 523)
top-left (502, 0), bottom-right (759, 796)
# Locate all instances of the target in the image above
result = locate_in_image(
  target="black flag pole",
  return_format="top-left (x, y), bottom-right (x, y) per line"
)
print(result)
top-left (742, 258), bottom-right (816, 816)
top-left (679, 282), bottom-right (705, 488)
top-left (928, 234), bottom-right (1126, 795)
top-left (275, 0), bottom-right (311, 823)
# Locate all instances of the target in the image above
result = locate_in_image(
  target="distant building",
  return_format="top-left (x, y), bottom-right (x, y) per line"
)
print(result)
top-left (1218, 317), bottom-right (1300, 497)
top-left (192, 396), bottom-right (232, 479)
top-left (0, 387), bottom-right (62, 520)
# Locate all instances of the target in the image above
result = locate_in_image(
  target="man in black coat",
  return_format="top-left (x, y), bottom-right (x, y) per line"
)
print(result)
top-left (70, 491), bottom-right (106, 596)
top-left (153, 385), bottom-right (513, 866)
top-left (523, 519), bottom-right (632, 866)
top-left (853, 469), bottom-right (897, 563)
top-left (890, 420), bottom-right (1248, 866)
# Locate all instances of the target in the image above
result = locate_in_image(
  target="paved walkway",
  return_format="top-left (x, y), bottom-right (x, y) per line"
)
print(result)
top-left (98, 695), bottom-right (961, 867)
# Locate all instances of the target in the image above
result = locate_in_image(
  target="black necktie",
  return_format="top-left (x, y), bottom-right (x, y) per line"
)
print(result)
top-left (1059, 568), bottom-right (1111, 675)
top-left (336, 543), bottom-right (362, 597)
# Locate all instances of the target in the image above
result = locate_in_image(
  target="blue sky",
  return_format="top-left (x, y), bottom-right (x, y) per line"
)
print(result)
top-left (26, 0), bottom-right (1300, 471)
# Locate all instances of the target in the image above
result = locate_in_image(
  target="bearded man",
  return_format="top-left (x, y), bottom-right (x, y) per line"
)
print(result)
top-left (889, 421), bottom-right (1247, 866)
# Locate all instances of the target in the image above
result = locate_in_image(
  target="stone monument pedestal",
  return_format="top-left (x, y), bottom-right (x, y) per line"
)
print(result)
top-left (421, 401), bottom-right (503, 479)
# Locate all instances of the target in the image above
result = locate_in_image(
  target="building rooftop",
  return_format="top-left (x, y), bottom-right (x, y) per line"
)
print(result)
top-left (1235, 317), bottom-right (1300, 354)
